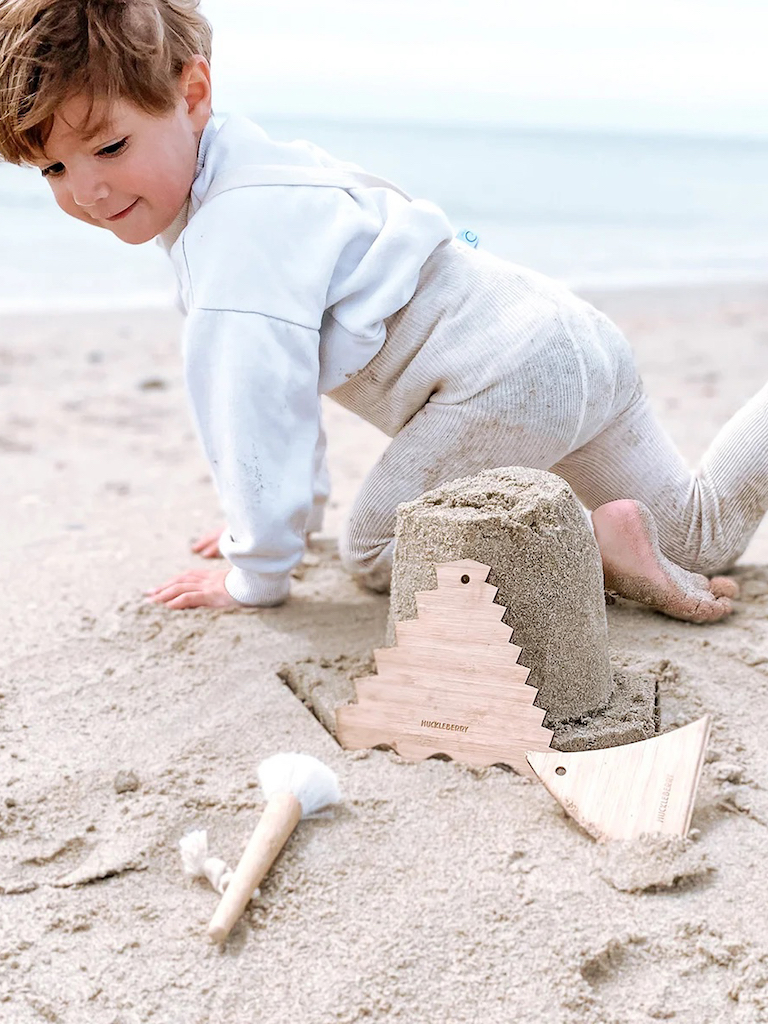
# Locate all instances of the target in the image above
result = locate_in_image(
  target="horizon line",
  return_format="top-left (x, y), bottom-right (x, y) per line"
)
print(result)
top-left (239, 110), bottom-right (768, 148)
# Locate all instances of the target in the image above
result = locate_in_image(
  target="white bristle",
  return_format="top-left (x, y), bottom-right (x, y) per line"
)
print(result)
top-left (257, 753), bottom-right (341, 816)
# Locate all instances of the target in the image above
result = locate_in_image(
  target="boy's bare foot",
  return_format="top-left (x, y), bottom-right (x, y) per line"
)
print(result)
top-left (591, 499), bottom-right (738, 623)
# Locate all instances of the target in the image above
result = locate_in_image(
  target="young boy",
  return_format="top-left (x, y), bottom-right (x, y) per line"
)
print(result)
top-left (1, 0), bottom-right (760, 623)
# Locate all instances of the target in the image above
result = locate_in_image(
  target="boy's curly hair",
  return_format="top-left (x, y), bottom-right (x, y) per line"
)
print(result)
top-left (0, 0), bottom-right (212, 164)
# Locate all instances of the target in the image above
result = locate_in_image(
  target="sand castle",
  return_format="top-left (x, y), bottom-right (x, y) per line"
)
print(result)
top-left (387, 466), bottom-right (657, 749)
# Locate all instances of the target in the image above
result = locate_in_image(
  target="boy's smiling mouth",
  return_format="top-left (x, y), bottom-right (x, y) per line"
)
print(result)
top-left (106, 199), bottom-right (139, 221)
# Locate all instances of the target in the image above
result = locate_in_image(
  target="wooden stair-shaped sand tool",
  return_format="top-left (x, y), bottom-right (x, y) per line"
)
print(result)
top-left (526, 715), bottom-right (711, 842)
top-left (335, 559), bottom-right (554, 776)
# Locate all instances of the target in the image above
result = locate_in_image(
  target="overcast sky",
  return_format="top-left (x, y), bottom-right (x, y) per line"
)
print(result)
top-left (203, 1), bottom-right (768, 137)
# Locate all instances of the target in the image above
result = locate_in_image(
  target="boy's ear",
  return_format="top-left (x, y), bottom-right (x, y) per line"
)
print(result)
top-left (180, 56), bottom-right (212, 129)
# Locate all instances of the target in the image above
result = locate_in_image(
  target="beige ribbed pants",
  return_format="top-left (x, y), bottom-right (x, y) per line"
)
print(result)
top-left (329, 240), bottom-right (767, 590)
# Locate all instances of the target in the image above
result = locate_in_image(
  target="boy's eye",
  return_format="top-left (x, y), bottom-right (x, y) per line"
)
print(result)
top-left (40, 162), bottom-right (64, 178)
top-left (98, 138), bottom-right (128, 157)
top-left (40, 138), bottom-right (128, 178)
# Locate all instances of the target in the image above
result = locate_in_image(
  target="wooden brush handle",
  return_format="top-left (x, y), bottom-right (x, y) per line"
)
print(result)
top-left (207, 791), bottom-right (302, 943)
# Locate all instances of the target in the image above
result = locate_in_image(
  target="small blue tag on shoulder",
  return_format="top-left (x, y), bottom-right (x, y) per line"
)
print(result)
top-left (455, 229), bottom-right (479, 249)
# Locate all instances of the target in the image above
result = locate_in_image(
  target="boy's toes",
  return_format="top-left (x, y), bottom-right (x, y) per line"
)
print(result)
top-left (710, 575), bottom-right (739, 599)
top-left (694, 593), bottom-right (733, 623)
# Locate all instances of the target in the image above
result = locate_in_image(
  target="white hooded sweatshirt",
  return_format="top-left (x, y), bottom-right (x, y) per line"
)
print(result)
top-left (158, 113), bottom-right (454, 605)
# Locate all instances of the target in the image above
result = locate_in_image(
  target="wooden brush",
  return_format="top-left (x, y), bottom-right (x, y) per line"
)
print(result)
top-left (207, 753), bottom-right (341, 944)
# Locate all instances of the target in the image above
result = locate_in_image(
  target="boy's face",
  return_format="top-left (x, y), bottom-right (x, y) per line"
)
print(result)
top-left (32, 66), bottom-right (211, 245)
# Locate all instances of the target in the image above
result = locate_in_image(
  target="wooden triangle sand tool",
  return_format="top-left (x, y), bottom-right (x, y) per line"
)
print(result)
top-left (526, 715), bottom-right (711, 842)
top-left (335, 559), bottom-right (554, 776)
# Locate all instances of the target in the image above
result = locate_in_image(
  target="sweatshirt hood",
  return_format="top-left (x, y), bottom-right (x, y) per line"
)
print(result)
top-left (156, 113), bottom-right (220, 252)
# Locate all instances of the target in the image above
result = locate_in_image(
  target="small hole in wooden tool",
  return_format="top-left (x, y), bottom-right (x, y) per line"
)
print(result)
top-left (460, 575), bottom-right (470, 584)
top-left (555, 766), bottom-right (566, 776)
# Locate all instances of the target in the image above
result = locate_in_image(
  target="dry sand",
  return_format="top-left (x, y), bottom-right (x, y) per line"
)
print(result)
top-left (2, 281), bottom-right (768, 1023)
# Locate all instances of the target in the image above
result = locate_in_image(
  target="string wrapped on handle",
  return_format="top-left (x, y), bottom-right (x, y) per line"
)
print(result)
top-left (179, 829), bottom-right (241, 897)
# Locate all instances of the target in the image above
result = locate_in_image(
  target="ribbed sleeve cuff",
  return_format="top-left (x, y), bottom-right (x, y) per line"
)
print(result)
top-left (224, 567), bottom-right (291, 607)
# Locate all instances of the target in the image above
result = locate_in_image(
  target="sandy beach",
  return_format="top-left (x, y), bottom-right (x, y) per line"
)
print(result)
top-left (3, 280), bottom-right (768, 1023)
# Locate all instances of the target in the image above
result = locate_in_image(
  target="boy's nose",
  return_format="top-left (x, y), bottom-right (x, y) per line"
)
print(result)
top-left (70, 173), bottom-right (109, 208)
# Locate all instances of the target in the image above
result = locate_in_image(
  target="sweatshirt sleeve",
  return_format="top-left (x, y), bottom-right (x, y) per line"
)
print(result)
top-left (183, 307), bottom-right (320, 605)
top-left (176, 185), bottom-right (361, 606)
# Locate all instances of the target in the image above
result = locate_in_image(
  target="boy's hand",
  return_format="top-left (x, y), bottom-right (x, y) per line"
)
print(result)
top-left (145, 569), bottom-right (240, 610)
top-left (191, 528), bottom-right (223, 558)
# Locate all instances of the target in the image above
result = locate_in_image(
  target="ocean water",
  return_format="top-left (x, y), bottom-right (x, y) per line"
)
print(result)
top-left (2, 116), bottom-right (768, 313)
